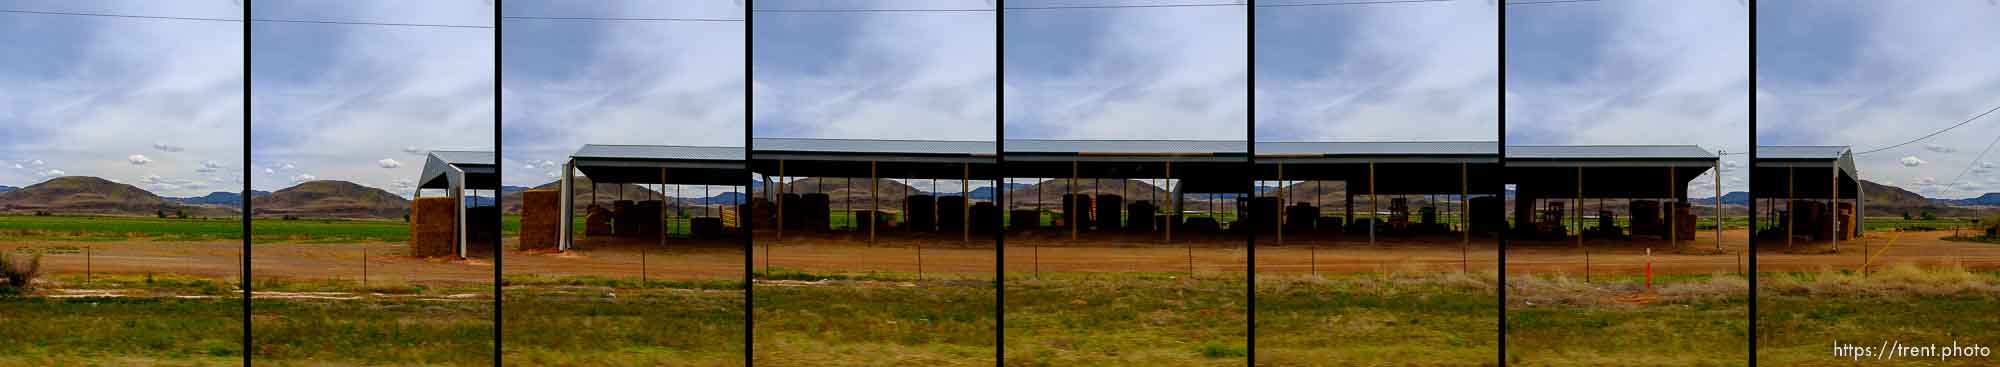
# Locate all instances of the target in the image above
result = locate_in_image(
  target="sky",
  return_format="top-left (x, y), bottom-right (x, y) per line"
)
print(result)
top-left (1003, 0), bottom-right (1245, 140)
top-left (1506, 0), bottom-right (1750, 197)
top-left (502, 0), bottom-right (744, 190)
top-left (250, 0), bottom-right (494, 197)
top-left (752, 0), bottom-right (996, 192)
top-left (0, 0), bottom-right (243, 197)
top-left (752, 0), bottom-right (995, 141)
top-left (1756, 0), bottom-right (2000, 199)
top-left (1255, 0), bottom-right (1495, 142)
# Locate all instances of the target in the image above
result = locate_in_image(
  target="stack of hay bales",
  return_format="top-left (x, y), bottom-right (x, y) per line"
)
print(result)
top-left (691, 217), bottom-right (724, 239)
top-left (1469, 196), bottom-right (1504, 234)
top-left (584, 205), bottom-right (614, 236)
top-left (749, 198), bottom-right (775, 229)
top-left (612, 200), bottom-right (638, 236)
top-left (801, 193), bottom-right (830, 232)
top-left (969, 202), bottom-right (999, 233)
top-left (1009, 209), bottom-right (1040, 229)
top-left (1286, 203), bottom-right (1318, 232)
top-left (906, 195), bottom-right (936, 231)
top-left (635, 200), bottom-right (663, 237)
top-left (409, 197), bottom-right (457, 257)
top-left (938, 196), bottom-right (967, 231)
top-left (1245, 197), bottom-right (1280, 232)
top-left (779, 193), bottom-right (803, 230)
top-left (1127, 201), bottom-right (1155, 232)
top-left (1094, 194), bottom-right (1122, 231)
top-left (1060, 194), bottom-right (1090, 229)
top-left (518, 189), bottom-right (561, 251)
top-left (468, 206), bottom-right (500, 245)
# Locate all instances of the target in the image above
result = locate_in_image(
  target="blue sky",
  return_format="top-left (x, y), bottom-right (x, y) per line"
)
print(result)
top-left (1506, 0), bottom-right (1749, 196)
top-left (1003, 0), bottom-right (1244, 140)
top-left (1256, 1), bottom-right (1494, 142)
top-left (752, 0), bottom-right (995, 141)
top-left (0, 0), bottom-right (242, 196)
top-left (250, 0), bottom-right (493, 196)
top-left (1757, 0), bottom-right (2000, 198)
top-left (502, 0), bottom-right (744, 188)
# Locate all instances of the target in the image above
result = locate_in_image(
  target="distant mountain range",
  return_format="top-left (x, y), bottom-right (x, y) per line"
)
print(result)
top-left (165, 190), bottom-right (272, 206)
top-left (252, 180), bottom-right (408, 219)
top-left (0, 176), bottom-right (235, 216)
top-left (0, 185), bottom-right (15, 193)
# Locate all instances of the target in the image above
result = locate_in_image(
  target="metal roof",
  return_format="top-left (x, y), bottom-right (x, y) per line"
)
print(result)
top-left (1257, 141), bottom-right (1497, 164)
top-left (1756, 145), bottom-right (1849, 160)
top-left (418, 150), bottom-right (498, 190)
top-left (754, 138), bottom-right (994, 156)
top-left (1508, 145), bottom-right (1717, 159)
top-left (1007, 139), bottom-right (1246, 154)
top-left (573, 144), bottom-right (743, 162)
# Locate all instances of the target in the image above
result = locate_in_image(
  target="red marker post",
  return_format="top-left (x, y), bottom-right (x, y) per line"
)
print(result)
top-left (1645, 248), bottom-right (1653, 290)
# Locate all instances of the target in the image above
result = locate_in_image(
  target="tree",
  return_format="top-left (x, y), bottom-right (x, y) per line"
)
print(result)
top-left (156, 210), bottom-right (166, 219)
top-left (1904, 211), bottom-right (1913, 220)
top-left (1921, 211), bottom-right (1938, 221)
top-left (175, 208), bottom-right (188, 219)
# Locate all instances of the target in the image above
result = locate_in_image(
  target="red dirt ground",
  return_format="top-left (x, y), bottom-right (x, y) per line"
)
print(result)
top-left (1757, 230), bottom-right (2000, 273)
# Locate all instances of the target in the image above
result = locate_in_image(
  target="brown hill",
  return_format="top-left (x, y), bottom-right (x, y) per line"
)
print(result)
top-left (252, 180), bottom-right (409, 219)
top-left (0, 176), bottom-right (176, 215)
top-left (1857, 179), bottom-right (1981, 217)
top-left (502, 175), bottom-right (658, 214)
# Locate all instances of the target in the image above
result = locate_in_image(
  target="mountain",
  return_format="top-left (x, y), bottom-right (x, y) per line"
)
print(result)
top-left (1946, 193), bottom-right (2000, 206)
top-left (501, 176), bottom-right (748, 214)
top-left (167, 190), bottom-right (271, 206)
top-left (0, 185), bottom-right (15, 193)
top-left (252, 180), bottom-right (409, 219)
top-left (1689, 192), bottom-right (1749, 205)
top-left (502, 186), bottom-right (530, 193)
top-left (0, 176), bottom-right (169, 214)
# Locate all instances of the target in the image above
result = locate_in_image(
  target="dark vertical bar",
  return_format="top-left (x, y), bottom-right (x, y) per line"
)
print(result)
top-left (1244, 1), bottom-right (1256, 366)
top-left (241, 0), bottom-right (252, 364)
top-left (1745, 0), bottom-right (1758, 363)
top-left (994, 4), bottom-right (1006, 365)
top-left (744, 2), bottom-right (756, 366)
top-left (492, 1), bottom-right (504, 364)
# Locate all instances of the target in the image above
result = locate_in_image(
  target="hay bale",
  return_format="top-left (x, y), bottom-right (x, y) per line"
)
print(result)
top-left (1009, 209), bottom-right (1040, 229)
top-left (584, 205), bottom-right (614, 237)
top-left (1127, 201), bottom-right (1156, 232)
top-left (635, 200), bottom-right (663, 237)
top-left (1094, 195), bottom-right (1122, 231)
top-left (612, 200), bottom-right (637, 236)
top-left (906, 195), bottom-right (936, 232)
top-left (970, 202), bottom-right (999, 233)
top-left (519, 189), bottom-right (561, 251)
top-left (409, 197), bottom-right (457, 257)
top-left (691, 217), bottom-right (724, 239)
top-left (938, 196), bottom-right (967, 231)
top-left (1286, 203), bottom-right (1318, 232)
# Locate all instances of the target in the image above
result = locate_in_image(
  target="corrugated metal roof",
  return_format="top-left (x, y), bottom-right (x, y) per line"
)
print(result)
top-left (429, 150), bottom-right (494, 166)
top-left (1507, 145), bottom-right (1716, 160)
top-left (1259, 141), bottom-right (1495, 156)
top-left (573, 144), bottom-right (743, 161)
top-left (754, 138), bottom-right (994, 156)
top-left (1757, 145), bottom-right (1849, 160)
top-left (1006, 139), bottom-right (1247, 155)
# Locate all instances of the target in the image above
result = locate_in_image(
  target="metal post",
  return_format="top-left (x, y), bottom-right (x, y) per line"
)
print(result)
top-left (1578, 166), bottom-right (1584, 249)
top-left (1832, 165), bottom-right (1839, 252)
top-left (1669, 167), bottom-right (1677, 251)
top-left (778, 160), bottom-right (785, 242)
top-left (1788, 166), bottom-right (1794, 250)
top-left (870, 161), bottom-right (877, 244)
top-left (1369, 161), bottom-right (1376, 246)
top-left (964, 163), bottom-right (970, 245)
top-left (1277, 162), bottom-right (1285, 245)
top-left (1166, 161), bottom-right (1174, 243)
top-left (1462, 163), bottom-right (1469, 273)
top-left (1715, 156), bottom-right (1723, 252)
top-left (1071, 161), bottom-right (1078, 242)
top-left (661, 168), bottom-right (667, 251)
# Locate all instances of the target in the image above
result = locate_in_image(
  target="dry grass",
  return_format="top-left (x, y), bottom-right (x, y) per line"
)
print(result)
top-left (1757, 265), bottom-right (2000, 366)
top-left (1761, 263), bottom-right (2000, 299)
top-left (1506, 273), bottom-right (1748, 366)
top-left (1256, 271), bottom-right (1498, 366)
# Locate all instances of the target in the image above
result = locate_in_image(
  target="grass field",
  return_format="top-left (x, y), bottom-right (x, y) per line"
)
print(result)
top-left (0, 274), bottom-right (241, 366)
top-left (1505, 273), bottom-right (1749, 366)
top-left (502, 279), bottom-right (745, 366)
top-left (753, 269), bottom-right (995, 366)
top-left (0, 214), bottom-right (242, 241)
top-left (1757, 265), bottom-right (2000, 366)
top-left (1005, 273), bottom-right (1246, 367)
top-left (1256, 272), bottom-right (1498, 366)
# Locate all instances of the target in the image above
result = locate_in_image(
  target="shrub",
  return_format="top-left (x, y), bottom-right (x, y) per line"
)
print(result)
top-left (1921, 211), bottom-right (1938, 221)
top-left (0, 250), bottom-right (43, 289)
top-left (175, 208), bottom-right (188, 219)
top-left (32, 210), bottom-right (51, 217)
top-left (1983, 214), bottom-right (2000, 237)
top-left (156, 210), bottom-right (167, 219)
top-left (282, 215), bottom-right (299, 221)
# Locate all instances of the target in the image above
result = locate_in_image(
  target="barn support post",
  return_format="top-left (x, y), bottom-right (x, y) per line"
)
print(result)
top-left (1071, 160), bottom-right (1079, 242)
top-left (1669, 167), bottom-right (1677, 251)
top-left (777, 160), bottom-right (785, 243)
top-left (964, 163), bottom-right (971, 245)
top-left (870, 161), bottom-right (877, 245)
top-left (1788, 166), bottom-right (1794, 250)
top-left (1461, 162), bottom-right (1469, 273)
top-left (1166, 161), bottom-right (1174, 243)
top-left (1714, 158), bottom-right (1723, 252)
top-left (560, 160), bottom-right (574, 251)
top-left (1577, 166), bottom-right (1584, 249)
top-left (1831, 165), bottom-right (1839, 252)
top-left (660, 168), bottom-right (667, 252)
top-left (1369, 161), bottom-right (1376, 246)
top-left (1277, 161), bottom-right (1285, 245)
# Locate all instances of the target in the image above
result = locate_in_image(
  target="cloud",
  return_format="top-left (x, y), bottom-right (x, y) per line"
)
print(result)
top-left (196, 160), bottom-right (225, 173)
top-left (127, 154), bottom-right (152, 165)
top-left (402, 146), bottom-right (424, 155)
top-left (152, 142), bottom-right (184, 152)
top-left (30, 160), bottom-right (44, 166)
top-left (290, 173), bottom-right (317, 183)
top-left (9, 164), bottom-right (19, 169)
top-left (391, 178), bottom-right (415, 190)
top-left (37, 169), bottom-right (65, 178)
top-left (1924, 144), bottom-right (1957, 154)
top-left (1256, 1), bottom-right (1494, 142)
top-left (376, 158), bottom-right (402, 169)
top-left (263, 168), bottom-right (275, 174)
top-left (1900, 156), bottom-right (1928, 167)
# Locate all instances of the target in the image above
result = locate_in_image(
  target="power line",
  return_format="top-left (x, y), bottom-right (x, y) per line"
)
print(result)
top-left (252, 18), bottom-right (492, 29)
top-left (1257, 0), bottom-right (1455, 7)
top-left (0, 8), bottom-right (237, 22)
top-left (1006, 2), bottom-right (1241, 10)
top-left (503, 15), bottom-right (743, 22)
top-left (1939, 131), bottom-right (2000, 198)
top-left (0, 7), bottom-right (493, 28)
top-left (1855, 103), bottom-right (2000, 155)
top-left (754, 8), bottom-right (991, 13)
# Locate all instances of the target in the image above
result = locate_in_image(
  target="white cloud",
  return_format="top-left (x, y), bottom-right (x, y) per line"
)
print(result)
top-left (263, 168), bottom-right (275, 174)
top-left (127, 154), bottom-right (152, 165)
top-left (376, 158), bottom-right (402, 169)
top-left (290, 173), bottom-right (317, 183)
top-left (280, 163), bottom-right (295, 170)
top-left (402, 146), bottom-right (424, 155)
top-left (391, 178), bottom-right (415, 190)
top-left (37, 169), bottom-right (65, 178)
top-left (9, 164), bottom-right (19, 169)
top-left (1924, 144), bottom-right (1957, 153)
top-left (152, 142), bottom-right (184, 152)
top-left (30, 160), bottom-right (44, 166)
top-left (1901, 156), bottom-right (1928, 167)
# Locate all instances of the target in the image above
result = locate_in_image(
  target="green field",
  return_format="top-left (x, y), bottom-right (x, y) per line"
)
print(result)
top-left (1506, 273), bottom-right (1749, 366)
top-left (754, 270), bottom-right (995, 366)
top-left (0, 274), bottom-right (240, 366)
top-left (1257, 272), bottom-right (1498, 366)
top-left (0, 214), bottom-right (420, 244)
top-left (1005, 273), bottom-right (1246, 366)
top-left (1757, 265), bottom-right (2000, 366)
top-left (502, 280), bottom-right (745, 366)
